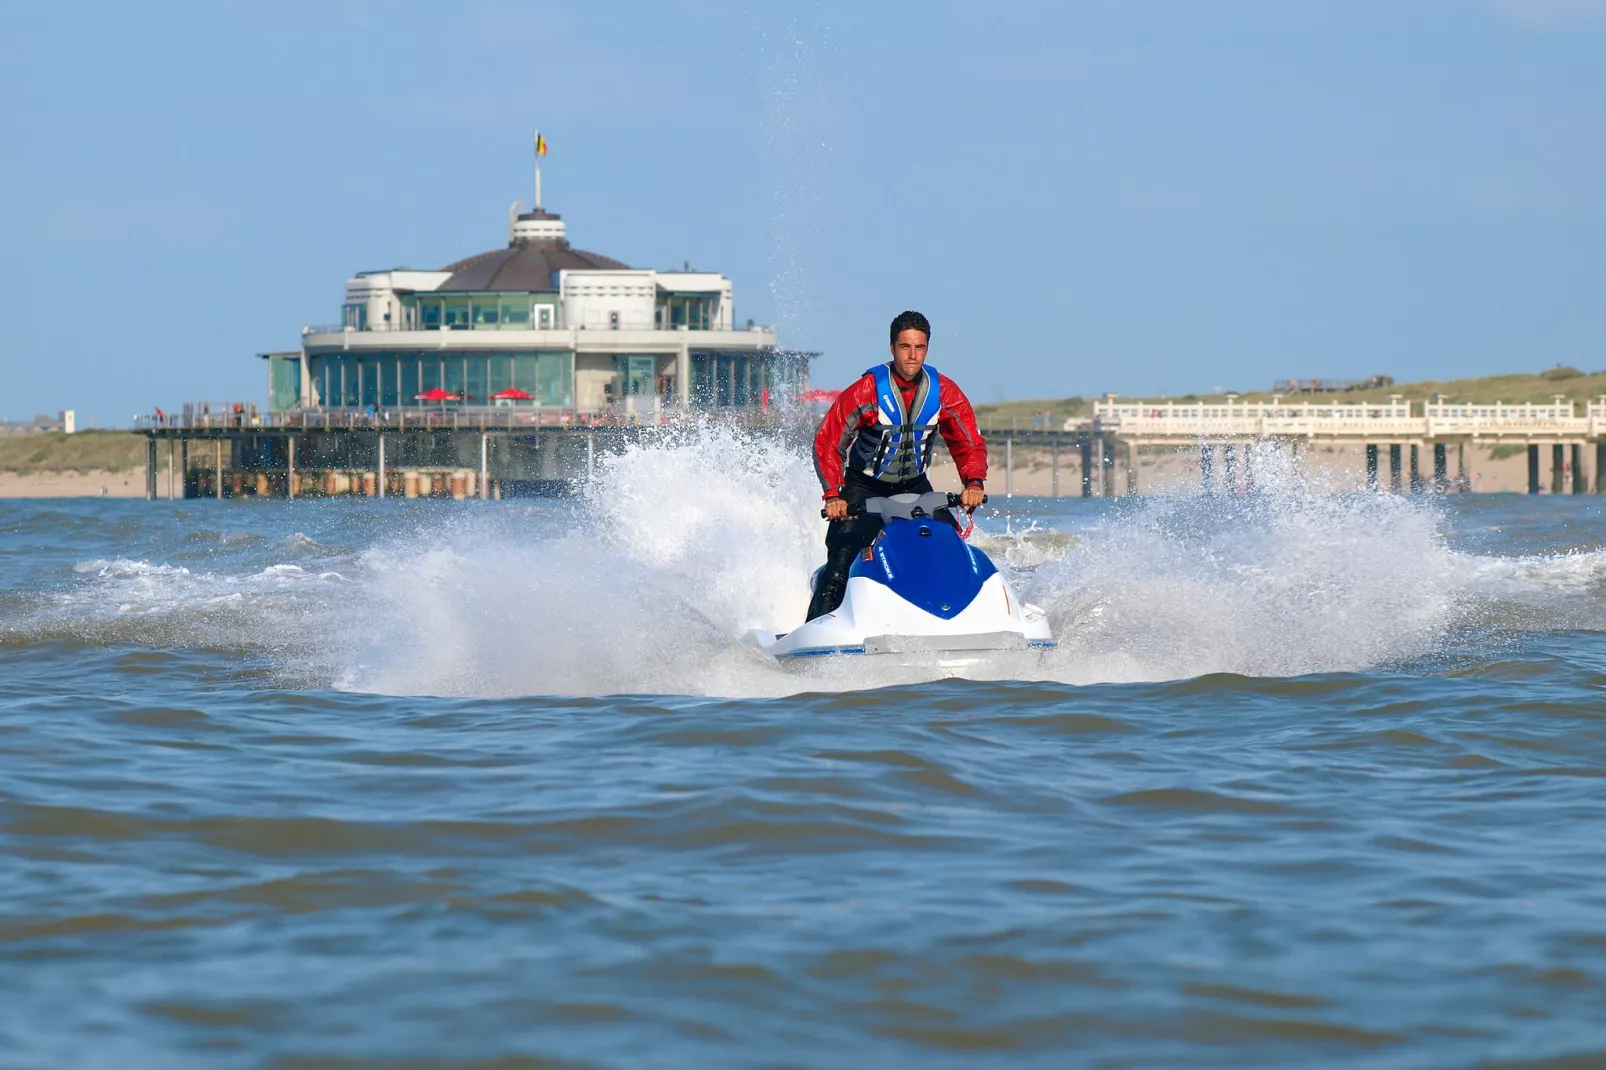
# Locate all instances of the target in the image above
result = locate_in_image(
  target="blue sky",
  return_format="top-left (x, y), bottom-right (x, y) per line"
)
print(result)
top-left (1, 0), bottom-right (1602, 422)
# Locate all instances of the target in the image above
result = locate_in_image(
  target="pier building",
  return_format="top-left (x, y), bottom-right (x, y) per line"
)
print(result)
top-left (271, 201), bottom-right (809, 421)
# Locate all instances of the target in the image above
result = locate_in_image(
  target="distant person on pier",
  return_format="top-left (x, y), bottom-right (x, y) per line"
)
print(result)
top-left (806, 310), bottom-right (988, 622)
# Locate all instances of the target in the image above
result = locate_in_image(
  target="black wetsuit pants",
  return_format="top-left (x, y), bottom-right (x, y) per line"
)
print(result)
top-left (804, 470), bottom-right (956, 622)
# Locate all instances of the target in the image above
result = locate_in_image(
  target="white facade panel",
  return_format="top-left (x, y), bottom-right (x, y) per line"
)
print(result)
top-left (559, 269), bottom-right (658, 331)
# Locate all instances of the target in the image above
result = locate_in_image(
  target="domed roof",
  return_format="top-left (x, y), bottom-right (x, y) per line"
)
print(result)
top-left (438, 210), bottom-right (628, 292)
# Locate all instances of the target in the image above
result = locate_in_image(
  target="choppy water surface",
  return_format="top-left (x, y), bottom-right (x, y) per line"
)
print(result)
top-left (4, 434), bottom-right (1606, 1068)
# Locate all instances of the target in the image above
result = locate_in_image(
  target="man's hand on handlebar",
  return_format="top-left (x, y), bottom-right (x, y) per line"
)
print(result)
top-left (959, 485), bottom-right (985, 511)
top-left (823, 497), bottom-right (849, 521)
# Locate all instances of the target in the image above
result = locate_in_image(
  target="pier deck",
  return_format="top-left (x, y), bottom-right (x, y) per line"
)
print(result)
top-left (139, 394), bottom-right (1606, 501)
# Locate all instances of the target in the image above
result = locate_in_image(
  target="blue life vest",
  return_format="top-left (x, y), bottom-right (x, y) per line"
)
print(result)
top-left (848, 363), bottom-right (943, 482)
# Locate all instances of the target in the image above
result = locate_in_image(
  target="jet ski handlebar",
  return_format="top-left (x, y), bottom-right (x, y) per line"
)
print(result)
top-left (821, 491), bottom-right (988, 520)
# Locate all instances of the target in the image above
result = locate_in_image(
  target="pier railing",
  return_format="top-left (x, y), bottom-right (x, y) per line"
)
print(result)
top-left (136, 405), bottom-right (812, 434)
top-left (1089, 397), bottom-right (1606, 440)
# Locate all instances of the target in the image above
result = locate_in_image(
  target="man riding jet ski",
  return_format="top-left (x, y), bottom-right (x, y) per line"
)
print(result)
top-left (807, 310), bottom-right (988, 622)
top-left (746, 311), bottom-right (1053, 663)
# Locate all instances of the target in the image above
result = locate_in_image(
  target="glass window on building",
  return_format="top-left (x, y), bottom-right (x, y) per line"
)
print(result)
top-left (500, 298), bottom-right (530, 329)
top-left (380, 356), bottom-right (399, 408)
top-left (443, 298), bottom-right (470, 330)
top-left (465, 357), bottom-right (487, 403)
top-left (690, 353), bottom-right (713, 406)
top-left (513, 353), bottom-right (538, 394)
top-left (617, 355), bottom-right (655, 397)
top-left (488, 354), bottom-right (513, 397)
top-left (418, 298), bottom-right (442, 330)
top-left (400, 356), bottom-right (420, 404)
top-left (471, 296), bottom-right (499, 328)
top-left (318, 358), bottom-right (338, 407)
top-left (537, 352), bottom-right (572, 407)
top-left (420, 353), bottom-right (446, 395)
top-left (359, 358), bottom-right (381, 408)
top-left (269, 355), bottom-right (301, 411)
top-left (444, 357), bottom-right (465, 398)
top-left (343, 303), bottom-right (367, 330)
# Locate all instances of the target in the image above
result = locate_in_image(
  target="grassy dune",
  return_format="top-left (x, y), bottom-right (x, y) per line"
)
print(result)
top-left (0, 431), bottom-right (150, 474)
top-left (974, 367), bottom-right (1606, 427)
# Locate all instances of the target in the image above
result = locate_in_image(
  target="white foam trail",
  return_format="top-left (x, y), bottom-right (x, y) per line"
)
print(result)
top-left (37, 434), bottom-right (1606, 697)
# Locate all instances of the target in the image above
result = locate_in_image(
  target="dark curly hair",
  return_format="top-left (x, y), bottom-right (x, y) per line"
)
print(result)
top-left (889, 310), bottom-right (931, 345)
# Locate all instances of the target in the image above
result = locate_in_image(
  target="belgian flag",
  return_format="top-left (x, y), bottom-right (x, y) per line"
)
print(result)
top-left (535, 132), bottom-right (548, 157)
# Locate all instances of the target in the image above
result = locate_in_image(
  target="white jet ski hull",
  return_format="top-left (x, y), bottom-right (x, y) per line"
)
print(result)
top-left (750, 573), bottom-right (1054, 663)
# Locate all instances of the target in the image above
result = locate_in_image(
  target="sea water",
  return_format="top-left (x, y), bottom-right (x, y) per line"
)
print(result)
top-left (2, 429), bottom-right (1604, 1068)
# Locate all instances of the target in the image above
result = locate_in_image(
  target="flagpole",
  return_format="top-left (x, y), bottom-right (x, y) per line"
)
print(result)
top-left (533, 130), bottom-right (543, 211)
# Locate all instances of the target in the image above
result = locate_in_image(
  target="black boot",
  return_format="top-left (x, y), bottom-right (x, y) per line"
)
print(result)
top-left (805, 548), bottom-right (859, 622)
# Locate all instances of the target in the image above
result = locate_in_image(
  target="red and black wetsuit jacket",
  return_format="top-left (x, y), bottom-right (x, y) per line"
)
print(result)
top-left (813, 364), bottom-right (988, 500)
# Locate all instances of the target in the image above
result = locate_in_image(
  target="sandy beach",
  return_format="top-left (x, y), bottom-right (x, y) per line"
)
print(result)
top-left (0, 469), bottom-right (164, 499)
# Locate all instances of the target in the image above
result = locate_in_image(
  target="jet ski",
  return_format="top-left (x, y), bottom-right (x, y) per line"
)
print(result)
top-left (746, 491), bottom-right (1055, 665)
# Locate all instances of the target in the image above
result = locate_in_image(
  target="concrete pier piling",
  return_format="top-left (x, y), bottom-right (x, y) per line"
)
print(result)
top-left (1051, 441), bottom-right (1060, 498)
top-left (480, 432), bottom-right (490, 501)
top-left (1528, 445), bottom-right (1541, 495)
top-left (1390, 445), bottom-right (1403, 493)
top-left (1434, 443), bottom-right (1448, 492)
top-left (1200, 444), bottom-right (1215, 494)
top-left (147, 419), bottom-right (1107, 504)
top-left (1365, 444), bottom-right (1379, 491)
top-left (1223, 444), bottom-right (1239, 493)
top-left (1573, 443), bottom-right (1585, 494)
top-left (1552, 443), bottom-right (1566, 495)
top-left (1410, 444), bottom-right (1422, 494)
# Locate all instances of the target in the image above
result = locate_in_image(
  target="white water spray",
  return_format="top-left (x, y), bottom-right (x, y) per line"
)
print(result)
top-left (32, 434), bottom-right (1606, 698)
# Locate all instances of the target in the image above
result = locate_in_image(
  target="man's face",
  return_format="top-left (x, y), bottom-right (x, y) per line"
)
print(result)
top-left (890, 329), bottom-right (929, 381)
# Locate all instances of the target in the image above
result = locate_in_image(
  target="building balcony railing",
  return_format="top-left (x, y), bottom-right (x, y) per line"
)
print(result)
top-left (302, 320), bottom-right (776, 336)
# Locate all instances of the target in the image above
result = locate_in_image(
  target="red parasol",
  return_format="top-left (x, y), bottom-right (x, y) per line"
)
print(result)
top-left (415, 388), bottom-right (461, 401)
top-left (491, 387), bottom-right (534, 400)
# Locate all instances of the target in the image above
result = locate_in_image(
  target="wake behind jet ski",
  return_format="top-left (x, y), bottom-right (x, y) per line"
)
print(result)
top-left (745, 491), bottom-right (1054, 663)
